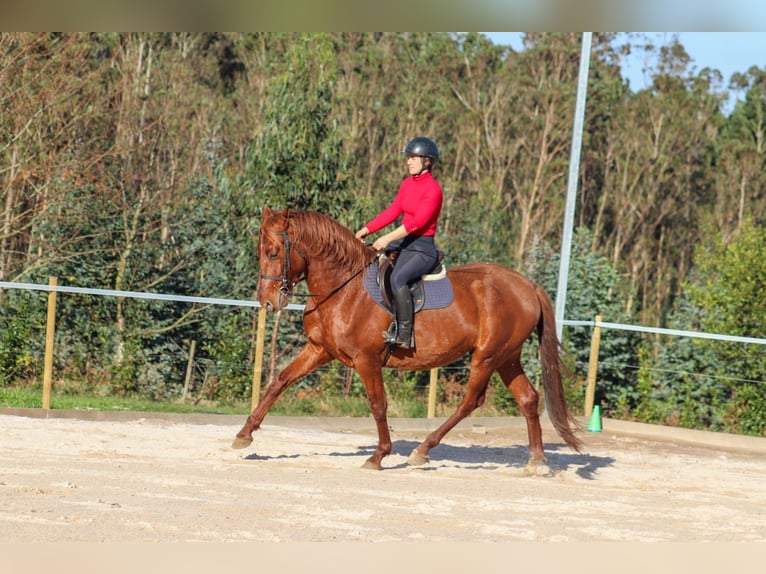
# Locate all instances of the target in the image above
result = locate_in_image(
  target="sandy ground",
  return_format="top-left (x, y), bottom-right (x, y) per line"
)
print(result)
top-left (1, 409), bottom-right (765, 543)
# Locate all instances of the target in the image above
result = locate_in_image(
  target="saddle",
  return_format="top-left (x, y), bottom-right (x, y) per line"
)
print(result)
top-left (373, 248), bottom-right (450, 314)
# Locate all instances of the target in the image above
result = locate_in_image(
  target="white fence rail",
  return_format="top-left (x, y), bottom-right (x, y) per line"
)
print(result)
top-left (3, 280), bottom-right (763, 346)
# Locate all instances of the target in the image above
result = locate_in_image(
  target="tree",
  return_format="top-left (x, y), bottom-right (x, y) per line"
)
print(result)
top-left (582, 34), bottom-right (722, 324)
top-left (713, 67), bottom-right (766, 238)
top-left (499, 33), bottom-right (581, 263)
top-left (658, 220), bottom-right (766, 435)
top-left (240, 33), bottom-right (358, 226)
top-left (687, 220), bottom-right (766, 434)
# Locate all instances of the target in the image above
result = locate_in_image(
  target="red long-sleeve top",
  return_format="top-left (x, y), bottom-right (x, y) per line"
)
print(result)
top-left (365, 172), bottom-right (443, 236)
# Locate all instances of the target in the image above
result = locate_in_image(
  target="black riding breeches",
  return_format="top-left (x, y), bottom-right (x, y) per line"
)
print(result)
top-left (389, 235), bottom-right (438, 292)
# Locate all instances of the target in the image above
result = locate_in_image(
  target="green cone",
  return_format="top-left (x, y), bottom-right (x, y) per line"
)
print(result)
top-left (587, 405), bottom-right (602, 432)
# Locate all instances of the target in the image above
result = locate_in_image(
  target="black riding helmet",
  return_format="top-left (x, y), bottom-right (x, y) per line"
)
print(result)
top-left (403, 137), bottom-right (439, 170)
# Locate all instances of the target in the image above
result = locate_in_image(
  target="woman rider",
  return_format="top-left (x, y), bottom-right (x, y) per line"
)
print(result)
top-left (355, 136), bottom-right (443, 349)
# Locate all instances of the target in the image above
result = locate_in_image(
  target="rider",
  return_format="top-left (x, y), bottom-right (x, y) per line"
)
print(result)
top-left (355, 136), bottom-right (443, 349)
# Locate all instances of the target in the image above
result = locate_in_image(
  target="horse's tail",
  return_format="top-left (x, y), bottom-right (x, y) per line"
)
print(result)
top-left (535, 285), bottom-right (583, 452)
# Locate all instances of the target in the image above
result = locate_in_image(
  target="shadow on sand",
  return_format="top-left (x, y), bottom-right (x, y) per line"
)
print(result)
top-left (246, 438), bottom-right (614, 479)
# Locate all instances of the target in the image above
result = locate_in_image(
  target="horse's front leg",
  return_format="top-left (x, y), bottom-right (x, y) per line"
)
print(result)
top-left (231, 341), bottom-right (332, 449)
top-left (355, 360), bottom-right (392, 470)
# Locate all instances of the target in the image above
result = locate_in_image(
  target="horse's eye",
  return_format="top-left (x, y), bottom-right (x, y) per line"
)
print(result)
top-left (267, 251), bottom-right (279, 260)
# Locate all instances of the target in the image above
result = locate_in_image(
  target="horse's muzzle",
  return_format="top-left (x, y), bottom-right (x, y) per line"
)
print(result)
top-left (261, 290), bottom-right (288, 312)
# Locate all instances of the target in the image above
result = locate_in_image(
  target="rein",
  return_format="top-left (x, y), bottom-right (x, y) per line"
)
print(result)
top-left (260, 230), bottom-right (369, 310)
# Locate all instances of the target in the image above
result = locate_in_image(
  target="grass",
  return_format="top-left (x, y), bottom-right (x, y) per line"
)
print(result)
top-left (0, 388), bottom-right (432, 417)
top-left (0, 387), bottom-right (503, 418)
top-left (0, 386), bottom-right (250, 415)
top-left (0, 376), bottom-right (519, 418)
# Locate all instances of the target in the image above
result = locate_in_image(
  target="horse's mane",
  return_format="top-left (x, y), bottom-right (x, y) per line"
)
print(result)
top-left (281, 210), bottom-right (376, 272)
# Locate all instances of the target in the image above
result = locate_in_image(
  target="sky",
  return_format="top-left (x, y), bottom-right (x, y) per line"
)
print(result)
top-left (482, 32), bottom-right (766, 112)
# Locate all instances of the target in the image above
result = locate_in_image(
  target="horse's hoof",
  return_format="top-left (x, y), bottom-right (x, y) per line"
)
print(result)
top-left (361, 459), bottom-right (383, 471)
top-left (523, 460), bottom-right (550, 477)
top-left (407, 449), bottom-right (429, 466)
top-left (231, 436), bottom-right (253, 449)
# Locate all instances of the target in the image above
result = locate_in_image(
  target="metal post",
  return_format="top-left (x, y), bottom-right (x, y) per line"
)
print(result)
top-left (555, 32), bottom-right (592, 342)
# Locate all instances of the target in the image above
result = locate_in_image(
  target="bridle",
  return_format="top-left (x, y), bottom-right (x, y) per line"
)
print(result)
top-left (258, 228), bottom-right (370, 310)
top-left (259, 230), bottom-right (308, 307)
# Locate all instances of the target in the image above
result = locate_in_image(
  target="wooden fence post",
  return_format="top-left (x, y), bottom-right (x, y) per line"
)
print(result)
top-left (584, 314), bottom-right (602, 418)
top-left (251, 306), bottom-right (268, 411)
top-left (182, 339), bottom-right (197, 401)
top-left (427, 368), bottom-right (438, 418)
top-left (42, 276), bottom-right (58, 410)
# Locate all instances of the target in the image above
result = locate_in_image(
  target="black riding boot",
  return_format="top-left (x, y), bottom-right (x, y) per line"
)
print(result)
top-left (382, 285), bottom-right (414, 349)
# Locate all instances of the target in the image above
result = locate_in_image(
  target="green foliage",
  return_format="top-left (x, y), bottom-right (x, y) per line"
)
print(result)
top-left (105, 338), bottom-right (181, 401)
top-left (383, 369), bottom-right (429, 418)
top-left (686, 220), bottom-right (766, 342)
top-left (632, 345), bottom-right (672, 424)
top-left (649, 291), bottom-right (729, 430)
top-left (0, 290), bottom-right (44, 384)
top-left (440, 178), bottom-right (516, 267)
top-left (677, 220), bottom-right (766, 435)
top-left (200, 310), bottom-right (254, 404)
top-left (723, 384), bottom-right (766, 437)
top-left (488, 373), bottom-right (520, 416)
top-left (240, 33), bottom-right (359, 224)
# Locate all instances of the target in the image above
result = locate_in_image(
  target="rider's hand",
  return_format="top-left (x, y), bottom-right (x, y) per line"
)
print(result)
top-left (372, 236), bottom-right (390, 252)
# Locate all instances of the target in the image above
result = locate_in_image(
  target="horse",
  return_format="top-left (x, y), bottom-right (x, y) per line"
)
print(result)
top-left (232, 207), bottom-right (582, 472)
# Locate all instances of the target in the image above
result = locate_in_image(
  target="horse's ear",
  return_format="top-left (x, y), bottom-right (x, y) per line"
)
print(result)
top-left (262, 206), bottom-right (272, 218)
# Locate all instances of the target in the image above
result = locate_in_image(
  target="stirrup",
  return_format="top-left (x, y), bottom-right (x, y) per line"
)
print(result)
top-left (385, 327), bottom-right (413, 349)
top-left (382, 322), bottom-right (397, 345)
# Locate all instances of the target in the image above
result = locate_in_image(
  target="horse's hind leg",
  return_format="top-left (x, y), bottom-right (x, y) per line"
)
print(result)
top-left (407, 362), bottom-right (494, 466)
top-left (497, 360), bottom-right (546, 472)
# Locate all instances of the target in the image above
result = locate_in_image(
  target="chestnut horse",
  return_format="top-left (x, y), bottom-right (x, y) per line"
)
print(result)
top-left (232, 207), bottom-right (582, 471)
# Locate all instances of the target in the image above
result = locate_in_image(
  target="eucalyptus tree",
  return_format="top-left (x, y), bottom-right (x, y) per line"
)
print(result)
top-left (499, 33), bottom-right (583, 263)
top-left (430, 32), bottom-right (518, 265)
top-left (0, 33), bottom-right (124, 386)
top-left (330, 32), bottom-right (409, 205)
top-left (0, 33), bottom-right (113, 285)
top-left (714, 66), bottom-right (766, 238)
top-left (586, 35), bottom-right (722, 324)
top-left (240, 33), bottom-right (356, 223)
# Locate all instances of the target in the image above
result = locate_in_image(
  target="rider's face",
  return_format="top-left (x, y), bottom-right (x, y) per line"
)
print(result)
top-left (406, 154), bottom-right (426, 174)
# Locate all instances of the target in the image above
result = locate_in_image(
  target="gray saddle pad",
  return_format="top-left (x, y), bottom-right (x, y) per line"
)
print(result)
top-left (362, 263), bottom-right (454, 313)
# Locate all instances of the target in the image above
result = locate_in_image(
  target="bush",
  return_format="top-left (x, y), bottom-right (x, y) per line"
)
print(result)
top-left (0, 290), bottom-right (44, 385)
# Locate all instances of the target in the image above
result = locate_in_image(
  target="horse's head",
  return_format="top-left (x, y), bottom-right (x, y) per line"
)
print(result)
top-left (256, 207), bottom-right (308, 312)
